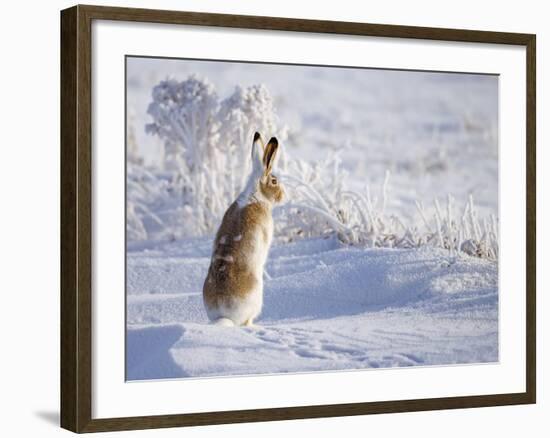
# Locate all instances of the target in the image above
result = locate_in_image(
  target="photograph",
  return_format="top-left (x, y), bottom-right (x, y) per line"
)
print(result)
top-left (125, 56), bottom-right (499, 381)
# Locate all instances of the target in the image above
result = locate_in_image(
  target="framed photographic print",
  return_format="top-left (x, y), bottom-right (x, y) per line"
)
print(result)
top-left (60, 4), bottom-right (536, 433)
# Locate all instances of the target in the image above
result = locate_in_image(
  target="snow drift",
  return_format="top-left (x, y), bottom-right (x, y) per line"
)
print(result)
top-left (126, 237), bottom-right (498, 380)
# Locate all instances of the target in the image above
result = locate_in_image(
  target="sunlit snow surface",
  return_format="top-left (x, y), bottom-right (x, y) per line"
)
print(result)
top-left (126, 58), bottom-right (498, 380)
top-left (126, 236), bottom-right (497, 380)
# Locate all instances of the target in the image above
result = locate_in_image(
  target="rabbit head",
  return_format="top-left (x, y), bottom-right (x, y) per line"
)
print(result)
top-left (250, 132), bottom-right (285, 204)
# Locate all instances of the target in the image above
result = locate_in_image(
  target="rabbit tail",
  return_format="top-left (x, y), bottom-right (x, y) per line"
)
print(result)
top-left (212, 317), bottom-right (235, 327)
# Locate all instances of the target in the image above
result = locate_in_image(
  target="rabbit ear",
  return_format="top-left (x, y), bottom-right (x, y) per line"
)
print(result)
top-left (263, 137), bottom-right (279, 175)
top-left (251, 132), bottom-right (264, 175)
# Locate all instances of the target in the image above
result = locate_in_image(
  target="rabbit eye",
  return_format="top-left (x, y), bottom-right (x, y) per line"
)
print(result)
top-left (271, 177), bottom-right (277, 185)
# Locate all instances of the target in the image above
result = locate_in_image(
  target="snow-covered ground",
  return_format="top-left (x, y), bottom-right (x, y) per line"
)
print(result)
top-left (126, 236), bottom-right (498, 380)
top-left (125, 57), bottom-right (499, 380)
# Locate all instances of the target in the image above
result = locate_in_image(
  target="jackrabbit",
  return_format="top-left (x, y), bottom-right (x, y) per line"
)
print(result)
top-left (203, 132), bottom-right (284, 326)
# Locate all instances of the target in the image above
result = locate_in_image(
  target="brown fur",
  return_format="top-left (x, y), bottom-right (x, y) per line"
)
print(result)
top-left (259, 174), bottom-right (284, 204)
top-left (263, 138), bottom-right (277, 170)
top-left (203, 201), bottom-right (272, 310)
top-left (260, 138), bottom-right (284, 203)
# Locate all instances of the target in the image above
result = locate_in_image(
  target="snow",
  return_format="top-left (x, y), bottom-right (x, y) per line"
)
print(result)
top-left (126, 236), bottom-right (498, 380)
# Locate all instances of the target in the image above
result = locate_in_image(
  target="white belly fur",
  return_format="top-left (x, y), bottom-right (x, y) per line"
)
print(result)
top-left (205, 283), bottom-right (263, 326)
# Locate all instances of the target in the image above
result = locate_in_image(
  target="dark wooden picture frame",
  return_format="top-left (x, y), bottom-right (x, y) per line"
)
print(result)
top-left (61, 4), bottom-right (536, 433)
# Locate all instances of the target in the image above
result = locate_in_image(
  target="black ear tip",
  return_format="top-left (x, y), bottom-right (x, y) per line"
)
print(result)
top-left (253, 132), bottom-right (261, 142)
top-left (269, 137), bottom-right (278, 146)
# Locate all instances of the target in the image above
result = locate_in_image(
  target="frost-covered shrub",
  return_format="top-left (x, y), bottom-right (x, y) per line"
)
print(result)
top-left (129, 76), bottom-right (288, 240)
top-left (218, 84), bottom-right (288, 199)
top-left (126, 163), bottom-right (174, 241)
top-left (275, 159), bottom-right (498, 260)
top-left (146, 76), bottom-right (220, 173)
top-left (127, 109), bottom-right (143, 166)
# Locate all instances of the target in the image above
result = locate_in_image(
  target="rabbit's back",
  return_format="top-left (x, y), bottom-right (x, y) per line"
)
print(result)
top-left (203, 201), bottom-right (273, 324)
